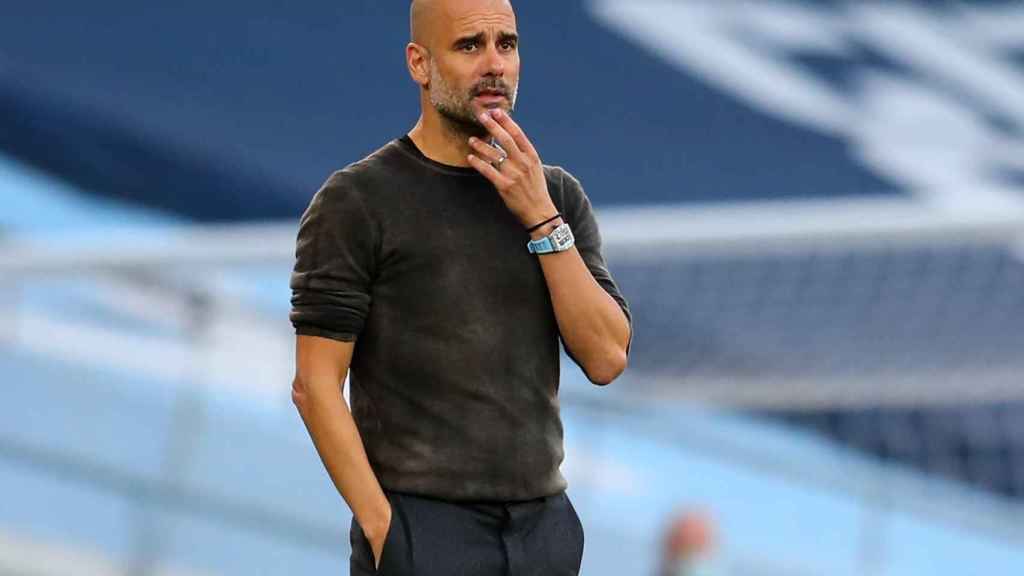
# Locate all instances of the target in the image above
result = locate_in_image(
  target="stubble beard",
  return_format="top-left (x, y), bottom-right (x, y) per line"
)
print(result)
top-left (429, 64), bottom-right (517, 141)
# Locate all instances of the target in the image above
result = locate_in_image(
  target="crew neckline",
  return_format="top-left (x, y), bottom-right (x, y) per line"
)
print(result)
top-left (397, 135), bottom-right (482, 177)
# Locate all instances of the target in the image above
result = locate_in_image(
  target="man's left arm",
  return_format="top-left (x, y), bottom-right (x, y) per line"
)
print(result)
top-left (467, 109), bottom-right (631, 385)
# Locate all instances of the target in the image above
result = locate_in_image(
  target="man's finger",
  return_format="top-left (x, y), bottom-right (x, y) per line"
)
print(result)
top-left (490, 109), bottom-right (538, 159)
top-left (468, 136), bottom-right (506, 165)
top-left (478, 111), bottom-right (522, 159)
top-left (468, 154), bottom-right (515, 189)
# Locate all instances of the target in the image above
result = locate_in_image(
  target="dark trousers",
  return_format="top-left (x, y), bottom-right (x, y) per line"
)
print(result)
top-left (350, 489), bottom-right (585, 575)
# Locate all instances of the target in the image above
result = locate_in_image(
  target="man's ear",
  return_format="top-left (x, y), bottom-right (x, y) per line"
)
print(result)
top-left (406, 43), bottom-right (431, 87)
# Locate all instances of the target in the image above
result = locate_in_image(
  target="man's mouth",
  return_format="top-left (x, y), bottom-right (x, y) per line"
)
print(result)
top-left (475, 91), bottom-right (506, 99)
top-left (474, 91), bottom-right (507, 108)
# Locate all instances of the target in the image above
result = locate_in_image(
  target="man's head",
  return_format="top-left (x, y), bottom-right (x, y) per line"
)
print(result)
top-left (661, 510), bottom-right (718, 575)
top-left (407, 0), bottom-right (519, 137)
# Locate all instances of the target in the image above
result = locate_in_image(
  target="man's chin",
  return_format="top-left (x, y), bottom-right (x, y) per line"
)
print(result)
top-left (438, 109), bottom-right (488, 138)
top-left (471, 102), bottom-right (515, 122)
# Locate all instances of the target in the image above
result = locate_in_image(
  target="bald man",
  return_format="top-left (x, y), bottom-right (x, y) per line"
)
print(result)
top-left (290, 1), bottom-right (631, 574)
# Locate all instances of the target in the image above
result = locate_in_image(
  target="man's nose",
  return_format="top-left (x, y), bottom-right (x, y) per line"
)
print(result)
top-left (483, 45), bottom-right (505, 76)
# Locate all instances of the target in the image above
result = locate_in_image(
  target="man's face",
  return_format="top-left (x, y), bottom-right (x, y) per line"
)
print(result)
top-left (425, 0), bottom-right (519, 135)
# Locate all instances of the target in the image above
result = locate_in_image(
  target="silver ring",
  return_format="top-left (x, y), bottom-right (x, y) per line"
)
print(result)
top-left (494, 154), bottom-right (507, 168)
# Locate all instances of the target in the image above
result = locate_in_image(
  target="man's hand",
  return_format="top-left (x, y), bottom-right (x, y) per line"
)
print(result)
top-left (467, 109), bottom-right (560, 229)
top-left (365, 503), bottom-right (392, 570)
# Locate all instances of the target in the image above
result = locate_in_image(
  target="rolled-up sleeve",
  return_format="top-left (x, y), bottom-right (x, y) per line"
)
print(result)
top-left (290, 172), bottom-right (377, 342)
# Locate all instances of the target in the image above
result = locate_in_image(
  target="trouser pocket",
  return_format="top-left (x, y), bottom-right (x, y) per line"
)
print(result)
top-left (351, 492), bottom-right (409, 575)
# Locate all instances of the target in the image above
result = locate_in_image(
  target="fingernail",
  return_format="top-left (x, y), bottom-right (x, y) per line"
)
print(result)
top-left (479, 113), bottom-right (489, 122)
top-left (468, 136), bottom-right (477, 144)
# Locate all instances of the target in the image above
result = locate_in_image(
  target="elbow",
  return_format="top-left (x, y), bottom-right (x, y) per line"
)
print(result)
top-left (291, 376), bottom-right (310, 412)
top-left (583, 348), bottom-right (628, 386)
top-left (292, 370), bottom-right (347, 413)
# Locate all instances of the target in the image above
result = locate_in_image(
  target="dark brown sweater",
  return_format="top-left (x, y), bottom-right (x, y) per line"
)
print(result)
top-left (290, 136), bottom-right (630, 502)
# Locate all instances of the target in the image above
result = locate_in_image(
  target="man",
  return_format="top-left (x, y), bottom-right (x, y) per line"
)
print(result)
top-left (289, 0), bottom-right (631, 574)
top-left (658, 510), bottom-right (724, 576)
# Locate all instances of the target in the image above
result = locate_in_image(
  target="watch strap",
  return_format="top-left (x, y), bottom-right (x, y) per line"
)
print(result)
top-left (527, 222), bottom-right (574, 254)
top-left (528, 236), bottom-right (556, 254)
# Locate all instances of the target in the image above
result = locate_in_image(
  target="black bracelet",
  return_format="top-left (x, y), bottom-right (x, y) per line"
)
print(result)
top-left (526, 213), bottom-right (563, 233)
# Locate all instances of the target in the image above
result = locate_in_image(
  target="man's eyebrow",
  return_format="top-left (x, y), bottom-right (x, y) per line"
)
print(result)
top-left (451, 31), bottom-right (518, 47)
top-left (452, 32), bottom-right (485, 47)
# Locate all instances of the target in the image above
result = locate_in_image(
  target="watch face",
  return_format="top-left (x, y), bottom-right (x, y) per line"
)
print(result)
top-left (551, 223), bottom-right (574, 249)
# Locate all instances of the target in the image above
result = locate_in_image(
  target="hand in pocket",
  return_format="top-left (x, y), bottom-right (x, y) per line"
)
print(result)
top-left (367, 503), bottom-right (393, 570)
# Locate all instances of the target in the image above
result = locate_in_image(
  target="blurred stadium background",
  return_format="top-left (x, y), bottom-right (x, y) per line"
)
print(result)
top-left (2, 1), bottom-right (1024, 574)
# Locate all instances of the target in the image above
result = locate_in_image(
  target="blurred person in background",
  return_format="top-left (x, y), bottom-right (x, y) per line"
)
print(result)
top-left (658, 510), bottom-right (724, 576)
top-left (288, 0), bottom-right (631, 574)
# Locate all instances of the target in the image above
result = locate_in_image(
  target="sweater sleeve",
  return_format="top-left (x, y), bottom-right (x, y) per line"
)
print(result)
top-left (289, 171), bottom-right (378, 342)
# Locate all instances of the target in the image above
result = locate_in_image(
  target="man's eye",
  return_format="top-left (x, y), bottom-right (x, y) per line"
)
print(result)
top-left (460, 42), bottom-right (478, 52)
top-left (500, 41), bottom-right (516, 51)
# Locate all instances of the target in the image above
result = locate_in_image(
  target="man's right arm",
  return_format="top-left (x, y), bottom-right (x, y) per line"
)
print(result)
top-left (292, 334), bottom-right (390, 567)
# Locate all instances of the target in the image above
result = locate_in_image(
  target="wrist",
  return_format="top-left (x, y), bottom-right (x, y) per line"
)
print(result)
top-left (523, 204), bottom-right (559, 228)
top-left (529, 217), bottom-right (565, 240)
top-left (360, 501), bottom-right (392, 540)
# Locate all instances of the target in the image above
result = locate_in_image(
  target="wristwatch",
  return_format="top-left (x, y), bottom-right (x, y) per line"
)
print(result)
top-left (527, 222), bottom-right (575, 254)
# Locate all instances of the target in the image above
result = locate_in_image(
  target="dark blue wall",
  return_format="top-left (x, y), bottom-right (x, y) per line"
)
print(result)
top-left (6, 1), bottom-right (1017, 220)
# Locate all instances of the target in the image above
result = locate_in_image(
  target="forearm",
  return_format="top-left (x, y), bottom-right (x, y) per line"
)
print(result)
top-left (536, 234), bottom-right (630, 384)
top-left (464, 108), bottom-right (629, 382)
top-left (293, 378), bottom-right (391, 538)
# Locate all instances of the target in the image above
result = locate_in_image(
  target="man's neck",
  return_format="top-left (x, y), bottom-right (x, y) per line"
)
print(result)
top-left (407, 114), bottom-right (481, 168)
